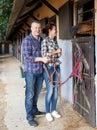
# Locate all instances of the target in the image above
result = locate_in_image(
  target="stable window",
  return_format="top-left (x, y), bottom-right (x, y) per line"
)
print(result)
top-left (76, 0), bottom-right (94, 24)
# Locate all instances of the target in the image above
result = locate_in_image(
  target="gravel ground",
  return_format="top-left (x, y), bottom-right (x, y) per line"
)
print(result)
top-left (0, 54), bottom-right (97, 130)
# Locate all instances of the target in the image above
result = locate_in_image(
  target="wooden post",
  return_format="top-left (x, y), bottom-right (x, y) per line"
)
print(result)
top-left (95, 0), bottom-right (97, 36)
top-left (95, 0), bottom-right (97, 127)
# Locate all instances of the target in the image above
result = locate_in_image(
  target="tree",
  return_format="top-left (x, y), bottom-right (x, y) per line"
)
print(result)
top-left (0, 0), bottom-right (13, 41)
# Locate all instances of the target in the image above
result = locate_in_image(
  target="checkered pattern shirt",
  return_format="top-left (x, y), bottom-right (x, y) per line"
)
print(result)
top-left (41, 36), bottom-right (60, 66)
top-left (22, 33), bottom-right (43, 74)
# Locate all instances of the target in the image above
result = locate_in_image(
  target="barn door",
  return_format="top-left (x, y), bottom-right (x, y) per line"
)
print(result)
top-left (73, 36), bottom-right (96, 127)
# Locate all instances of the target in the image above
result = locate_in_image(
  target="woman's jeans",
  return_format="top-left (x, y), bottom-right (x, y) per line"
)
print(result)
top-left (25, 72), bottom-right (43, 121)
top-left (43, 65), bottom-right (60, 113)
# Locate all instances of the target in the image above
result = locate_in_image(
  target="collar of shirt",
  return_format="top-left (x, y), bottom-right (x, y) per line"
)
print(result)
top-left (30, 33), bottom-right (42, 42)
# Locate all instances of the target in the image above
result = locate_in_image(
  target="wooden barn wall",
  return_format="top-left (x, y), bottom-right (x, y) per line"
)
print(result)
top-left (59, 1), bottom-right (73, 39)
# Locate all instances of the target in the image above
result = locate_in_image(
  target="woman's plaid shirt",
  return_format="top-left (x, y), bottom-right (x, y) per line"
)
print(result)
top-left (41, 36), bottom-right (60, 66)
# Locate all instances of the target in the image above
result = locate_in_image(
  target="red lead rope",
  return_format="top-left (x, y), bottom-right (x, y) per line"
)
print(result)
top-left (60, 49), bottom-right (82, 86)
top-left (44, 49), bottom-right (82, 85)
top-left (44, 49), bottom-right (83, 112)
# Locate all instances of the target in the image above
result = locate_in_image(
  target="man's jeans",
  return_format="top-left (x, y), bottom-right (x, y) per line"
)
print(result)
top-left (25, 72), bottom-right (43, 121)
top-left (43, 65), bottom-right (60, 113)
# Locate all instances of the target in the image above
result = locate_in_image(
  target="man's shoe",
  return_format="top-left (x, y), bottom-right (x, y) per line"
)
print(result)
top-left (28, 119), bottom-right (38, 127)
top-left (35, 110), bottom-right (46, 116)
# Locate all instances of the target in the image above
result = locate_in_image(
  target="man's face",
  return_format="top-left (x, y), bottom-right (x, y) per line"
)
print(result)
top-left (31, 23), bottom-right (42, 37)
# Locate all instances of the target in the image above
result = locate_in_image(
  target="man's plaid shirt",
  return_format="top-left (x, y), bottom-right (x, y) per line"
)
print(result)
top-left (22, 33), bottom-right (43, 74)
top-left (41, 36), bottom-right (60, 66)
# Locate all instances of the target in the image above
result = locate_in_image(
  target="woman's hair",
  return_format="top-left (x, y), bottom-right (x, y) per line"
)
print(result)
top-left (42, 22), bottom-right (56, 36)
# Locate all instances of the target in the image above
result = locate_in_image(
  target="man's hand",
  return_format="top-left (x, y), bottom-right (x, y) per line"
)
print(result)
top-left (35, 57), bottom-right (51, 63)
top-left (42, 57), bottom-right (51, 63)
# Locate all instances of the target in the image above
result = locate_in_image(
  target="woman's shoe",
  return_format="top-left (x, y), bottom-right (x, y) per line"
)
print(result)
top-left (52, 111), bottom-right (61, 118)
top-left (46, 113), bottom-right (53, 122)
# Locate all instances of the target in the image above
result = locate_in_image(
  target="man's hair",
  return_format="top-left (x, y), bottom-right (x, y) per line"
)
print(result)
top-left (31, 20), bottom-right (41, 27)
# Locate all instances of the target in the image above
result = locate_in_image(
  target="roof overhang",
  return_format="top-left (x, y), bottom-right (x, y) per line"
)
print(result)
top-left (6, 0), bottom-right (26, 39)
top-left (6, 0), bottom-right (61, 40)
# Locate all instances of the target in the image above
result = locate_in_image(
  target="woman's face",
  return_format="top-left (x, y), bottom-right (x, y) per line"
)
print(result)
top-left (49, 26), bottom-right (57, 38)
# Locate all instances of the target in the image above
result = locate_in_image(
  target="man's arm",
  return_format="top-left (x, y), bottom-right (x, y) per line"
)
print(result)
top-left (22, 38), bottom-right (36, 62)
top-left (22, 38), bottom-right (50, 63)
top-left (35, 57), bottom-right (51, 64)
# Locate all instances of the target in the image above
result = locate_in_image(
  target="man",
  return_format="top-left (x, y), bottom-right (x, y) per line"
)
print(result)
top-left (22, 21), bottom-right (50, 127)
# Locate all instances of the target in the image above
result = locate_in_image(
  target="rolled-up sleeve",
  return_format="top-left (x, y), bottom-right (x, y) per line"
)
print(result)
top-left (22, 39), bottom-right (35, 63)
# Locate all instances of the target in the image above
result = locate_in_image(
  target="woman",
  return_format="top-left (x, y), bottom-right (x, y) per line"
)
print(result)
top-left (41, 23), bottom-right (62, 122)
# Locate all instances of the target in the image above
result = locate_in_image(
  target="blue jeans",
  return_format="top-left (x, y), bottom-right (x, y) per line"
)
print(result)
top-left (43, 65), bottom-right (60, 113)
top-left (25, 72), bottom-right (43, 121)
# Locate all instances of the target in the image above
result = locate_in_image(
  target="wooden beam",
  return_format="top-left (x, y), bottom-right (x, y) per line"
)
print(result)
top-left (19, 2), bottom-right (42, 19)
top-left (14, 23), bottom-right (24, 33)
top-left (14, 22), bottom-right (24, 28)
top-left (21, 27), bottom-right (25, 32)
top-left (17, 14), bottom-right (29, 23)
top-left (14, 14), bottom-right (38, 30)
top-left (16, 13), bottom-right (38, 26)
top-left (26, 0), bottom-right (37, 7)
top-left (29, 14), bottom-right (38, 21)
top-left (18, 31), bottom-right (22, 35)
top-left (25, 22), bottom-right (30, 28)
top-left (14, 15), bottom-right (30, 27)
top-left (40, 0), bottom-right (59, 15)
top-left (16, 32), bottom-right (21, 37)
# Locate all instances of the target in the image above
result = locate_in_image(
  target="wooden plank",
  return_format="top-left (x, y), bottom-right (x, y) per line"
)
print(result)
top-left (40, 0), bottom-right (59, 15)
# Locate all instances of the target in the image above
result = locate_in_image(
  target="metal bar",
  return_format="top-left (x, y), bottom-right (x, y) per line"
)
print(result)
top-left (78, 9), bottom-right (95, 16)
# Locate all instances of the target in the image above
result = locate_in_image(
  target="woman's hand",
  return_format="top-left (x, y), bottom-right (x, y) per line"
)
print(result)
top-left (57, 48), bottom-right (62, 57)
top-left (56, 48), bottom-right (62, 54)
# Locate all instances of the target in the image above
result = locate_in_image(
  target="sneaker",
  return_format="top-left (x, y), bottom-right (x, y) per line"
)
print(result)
top-left (46, 113), bottom-right (53, 122)
top-left (28, 119), bottom-right (38, 127)
top-left (52, 111), bottom-right (61, 118)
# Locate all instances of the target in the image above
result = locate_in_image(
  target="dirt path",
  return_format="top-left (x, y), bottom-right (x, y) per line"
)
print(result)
top-left (0, 55), bottom-right (97, 130)
top-left (0, 79), bottom-right (7, 130)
